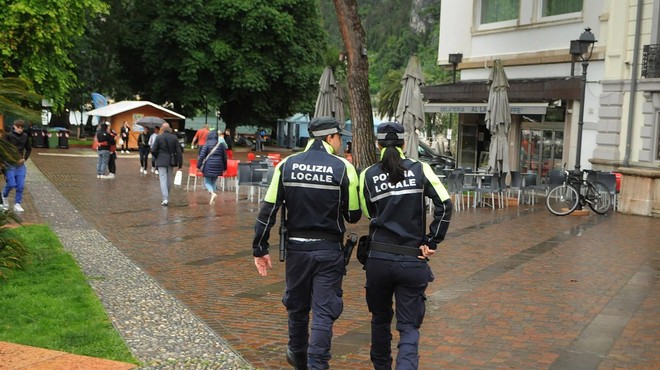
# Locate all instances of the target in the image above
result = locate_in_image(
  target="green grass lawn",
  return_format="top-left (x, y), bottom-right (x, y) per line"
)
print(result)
top-left (0, 224), bottom-right (137, 364)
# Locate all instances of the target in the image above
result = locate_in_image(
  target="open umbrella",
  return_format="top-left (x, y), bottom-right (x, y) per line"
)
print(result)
top-left (313, 66), bottom-right (345, 123)
top-left (136, 116), bottom-right (166, 129)
top-left (485, 59), bottom-right (511, 175)
top-left (395, 55), bottom-right (425, 159)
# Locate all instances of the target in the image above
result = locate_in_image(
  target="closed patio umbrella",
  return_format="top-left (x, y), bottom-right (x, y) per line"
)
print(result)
top-left (395, 55), bottom-right (425, 159)
top-left (485, 59), bottom-right (511, 175)
top-left (314, 66), bottom-right (345, 123)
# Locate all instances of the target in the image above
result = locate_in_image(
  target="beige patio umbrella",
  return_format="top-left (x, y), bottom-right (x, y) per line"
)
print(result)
top-left (314, 66), bottom-right (344, 122)
top-left (485, 59), bottom-right (511, 175)
top-left (395, 55), bottom-right (425, 159)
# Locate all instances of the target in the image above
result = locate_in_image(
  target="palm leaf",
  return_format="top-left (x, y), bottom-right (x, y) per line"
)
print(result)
top-left (0, 77), bottom-right (41, 122)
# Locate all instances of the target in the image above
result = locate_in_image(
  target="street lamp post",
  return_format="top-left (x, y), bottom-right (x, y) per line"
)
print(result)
top-left (569, 27), bottom-right (597, 209)
top-left (447, 53), bottom-right (463, 155)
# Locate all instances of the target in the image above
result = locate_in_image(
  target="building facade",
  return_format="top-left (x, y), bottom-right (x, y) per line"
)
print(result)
top-left (423, 0), bottom-right (660, 216)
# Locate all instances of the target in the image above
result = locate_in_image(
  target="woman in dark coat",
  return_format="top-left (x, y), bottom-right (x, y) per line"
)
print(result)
top-left (197, 130), bottom-right (227, 204)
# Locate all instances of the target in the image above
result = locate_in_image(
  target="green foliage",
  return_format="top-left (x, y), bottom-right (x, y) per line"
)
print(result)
top-left (0, 211), bottom-right (27, 279)
top-left (0, 0), bottom-right (109, 110)
top-left (117, 0), bottom-right (326, 131)
top-left (0, 224), bottom-right (136, 363)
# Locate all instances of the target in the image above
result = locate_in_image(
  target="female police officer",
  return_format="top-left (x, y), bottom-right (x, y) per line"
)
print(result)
top-left (359, 122), bottom-right (453, 369)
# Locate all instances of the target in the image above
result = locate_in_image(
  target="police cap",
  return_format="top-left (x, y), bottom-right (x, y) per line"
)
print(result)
top-left (376, 121), bottom-right (405, 140)
top-left (308, 116), bottom-right (352, 138)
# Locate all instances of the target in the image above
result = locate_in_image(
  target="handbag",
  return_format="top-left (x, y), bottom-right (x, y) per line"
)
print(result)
top-left (199, 141), bottom-right (223, 172)
top-left (173, 170), bottom-right (183, 186)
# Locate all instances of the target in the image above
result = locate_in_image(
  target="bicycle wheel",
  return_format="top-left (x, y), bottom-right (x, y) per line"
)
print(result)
top-left (587, 181), bottom-right (612, 214)
top-left (546, 184), bottom-right (579, 216)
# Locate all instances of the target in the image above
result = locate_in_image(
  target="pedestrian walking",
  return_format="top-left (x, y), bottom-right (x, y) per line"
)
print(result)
top-left (252, 116), bottom-right (361, 369)
top-left (2, 120), bottom-right (32, 212)
top-left (148, 126), bottom-right (160, 174)
top-left (197, 131), bottom-right (227, 204)
top-left (120, 121), bottom-right (131, 153)
top-left (151, 123), bottom-right (182, 206)
top-left (191, 124), bottom-right (210, 153)
top-left (107, 128), bottom-right (118, 179)
top-left (359, 122), bottom-right (453, 370)
top-left (254, 129), bottom-right (263, 152)
top-left (138, 128), bottom-right (151, 174)
top-left (96, 122), bottom-right (114, 178)
top-left (222, 129), bottom-right (234, 159)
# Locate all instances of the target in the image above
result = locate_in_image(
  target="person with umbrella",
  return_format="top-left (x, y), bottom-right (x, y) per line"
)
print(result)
top-left (95, 122), bottom-right (114, 179)
top-left (151, 123), bottom-right (183, 206)
top-left (359, 122), bottom-right (453, 370)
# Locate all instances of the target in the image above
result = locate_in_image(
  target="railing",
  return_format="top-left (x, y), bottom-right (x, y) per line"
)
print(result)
top-left (642, 44), bottom-right (660, 78)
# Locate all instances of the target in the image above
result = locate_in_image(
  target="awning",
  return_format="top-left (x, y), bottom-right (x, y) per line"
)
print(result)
top-left (424, 102), bottom-right (549, 115)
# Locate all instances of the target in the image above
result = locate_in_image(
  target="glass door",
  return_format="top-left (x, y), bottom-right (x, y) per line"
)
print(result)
top-left (520, 124), bottom-right (563, 183)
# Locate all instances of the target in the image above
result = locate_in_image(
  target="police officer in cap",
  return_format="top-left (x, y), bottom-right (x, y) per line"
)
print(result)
top-left (253, 116), bottom-right (362, 369)
top-left (359, 122), bottom-right (453, 369)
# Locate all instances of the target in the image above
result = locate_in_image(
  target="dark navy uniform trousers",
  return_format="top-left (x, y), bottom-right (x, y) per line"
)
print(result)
top-left (365, 258), bottom-right (434, 370)
top-left (284, 240), bottom-right (345, 370)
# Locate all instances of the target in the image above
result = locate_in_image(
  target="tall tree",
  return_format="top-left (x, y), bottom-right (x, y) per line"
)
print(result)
top-left (120, 0), bottom-right (325, 133)
top-left (0, 0), bottom-right (109, 110)
top-left (333, 0), bottom-right (377, 170)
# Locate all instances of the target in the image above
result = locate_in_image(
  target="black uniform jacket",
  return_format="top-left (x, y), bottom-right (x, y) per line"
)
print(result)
top-left (252, 139), bottom-right (362, 257)
top-left (359, 147), bottom-right (453, 261)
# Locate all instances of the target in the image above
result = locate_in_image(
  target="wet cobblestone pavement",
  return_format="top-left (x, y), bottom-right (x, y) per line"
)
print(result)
top-left (20, 147), bottom-right (660, 369)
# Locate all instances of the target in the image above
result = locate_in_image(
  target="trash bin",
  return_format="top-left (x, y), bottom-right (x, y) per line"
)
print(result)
top-left (31, 128), bottom-right (48, 148)
top-left (47, 129), bottom-right (59, 149)
top-left (56, 128), bottom-right (70, 149)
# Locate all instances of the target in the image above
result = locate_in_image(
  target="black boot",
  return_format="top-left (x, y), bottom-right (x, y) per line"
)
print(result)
top-left (286, 347), bottom-right (308, 370)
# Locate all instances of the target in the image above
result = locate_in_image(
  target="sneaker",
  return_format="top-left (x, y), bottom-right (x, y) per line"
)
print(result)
top-left (161, 200), bottom-right (168, 206)
top-left (13, 203), bottom-right (24, 212)
top-left (126, 150), bottom-right (130, 154)
top-left (97, 174), bottom-right (101, 178)
top-left (155, 170), bottom-right (159, 175)
top-left (209, 192), bottom-right (217, 204)
top-left (151, 168), bottom-right (155, 173)
top-left (107, 173), bottom-right (115, 179)
top-left (1, 197), bottom-right (8, 211)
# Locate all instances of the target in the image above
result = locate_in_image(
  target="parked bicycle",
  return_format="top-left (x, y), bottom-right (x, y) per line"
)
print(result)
top-left (545, 169), bottom-right (611, 216)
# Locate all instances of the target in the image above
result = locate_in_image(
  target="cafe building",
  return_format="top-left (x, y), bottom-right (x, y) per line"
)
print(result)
top-left (425, 0), bottom-right (660, 216)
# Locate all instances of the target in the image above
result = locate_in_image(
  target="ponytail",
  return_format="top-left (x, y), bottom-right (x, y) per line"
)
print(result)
top-left (379, 144), bottom-right (406, 184)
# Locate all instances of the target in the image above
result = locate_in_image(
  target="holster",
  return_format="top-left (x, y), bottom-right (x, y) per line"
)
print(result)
top-left (356, 235), bottom-right (371, 265)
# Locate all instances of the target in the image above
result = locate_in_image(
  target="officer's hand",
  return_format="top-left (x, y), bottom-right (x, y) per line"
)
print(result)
top-left (254, 255), bottom-right (272, 276)
top-left (418, 245), bottom-right (435, 260)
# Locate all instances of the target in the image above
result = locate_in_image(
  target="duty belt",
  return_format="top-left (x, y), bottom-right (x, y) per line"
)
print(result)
top-left (370, 241), bottom-right (421, 257)
top-left (288, 230), bottom-right (343, 243)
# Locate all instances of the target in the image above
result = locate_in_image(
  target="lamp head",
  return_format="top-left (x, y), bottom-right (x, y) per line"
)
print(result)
top-left (448, 53), bottom-right (463, 65)
top-left (570, 27), bottom-right (597, 61)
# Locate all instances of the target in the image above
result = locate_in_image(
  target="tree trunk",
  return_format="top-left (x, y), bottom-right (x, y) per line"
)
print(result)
top-left (333, 0), bottom-right (377, 171)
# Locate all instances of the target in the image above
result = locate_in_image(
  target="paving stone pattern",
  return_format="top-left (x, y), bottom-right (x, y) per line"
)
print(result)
top-left (22, 148), bottom-right (660, 370)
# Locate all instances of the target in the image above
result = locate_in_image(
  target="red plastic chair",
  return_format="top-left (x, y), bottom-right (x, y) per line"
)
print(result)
top-left (220, 159), bottom-right (240, 191)
top-left (267, 153), bottom-right (281, 166)
top-left (186, 159), bottom-right (204, 191)
top-left (247, 152), bottom-right (256, 162)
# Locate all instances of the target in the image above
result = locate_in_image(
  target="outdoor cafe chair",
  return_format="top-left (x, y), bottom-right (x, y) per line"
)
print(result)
top-left (473, 172), bottom-right (504, 209)
top-left (219, 159), bottom-right (239, 191)
top-left (236, 162), bottom-right (261, 202)
top-left (596, 172), bottom-right (618, 211)
top-left (446, 171), bottom-right (464, 211)
top-left (186, 159), bottom-right (204, 191)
